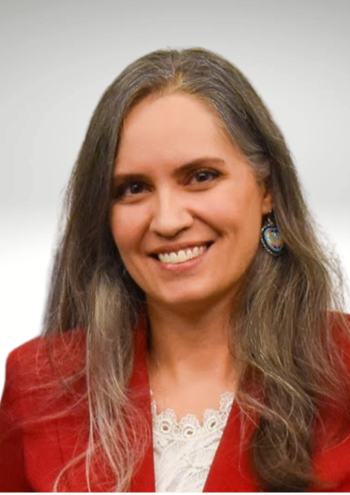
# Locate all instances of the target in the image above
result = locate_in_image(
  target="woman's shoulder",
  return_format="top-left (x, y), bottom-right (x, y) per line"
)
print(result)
top-left (4, 329), bottom-right (87, 400)
top-left (328, 312), bottom-right (350, 355)
top-left (328, 311), bottom-right (350, 328)
top-left (0, 330), bottom-right (89, 492)
top-left (8, 328), bottom-right (86, 359)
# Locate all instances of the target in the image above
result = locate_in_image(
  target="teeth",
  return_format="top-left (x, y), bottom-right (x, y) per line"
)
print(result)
top-left (170, 252), bottom-right (178, 263)
top-left (158, 245), bottom-right (208, 264)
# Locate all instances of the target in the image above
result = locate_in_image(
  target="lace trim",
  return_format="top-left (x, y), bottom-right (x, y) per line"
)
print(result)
top-left (151, 391), bottom-right (234, 439)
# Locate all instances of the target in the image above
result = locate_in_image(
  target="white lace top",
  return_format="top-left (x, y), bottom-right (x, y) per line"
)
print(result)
top-left (151, 392), bottom-right (234, 492)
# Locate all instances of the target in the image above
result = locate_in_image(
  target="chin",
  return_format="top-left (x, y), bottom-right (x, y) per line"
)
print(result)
top-left (148, 288), bottom-right (223, 312)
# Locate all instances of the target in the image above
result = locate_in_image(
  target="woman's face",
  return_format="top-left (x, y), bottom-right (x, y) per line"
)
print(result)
top-left (110, 93), bottom-right (272, 312)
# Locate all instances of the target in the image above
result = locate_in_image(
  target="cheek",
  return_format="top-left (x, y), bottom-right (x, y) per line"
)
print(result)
top-left (213, 189), bottom-right (264, 249)
top-left (206, 187), bottom-right (261, 229)
top-left (110, 209), bottom-right (135, 252)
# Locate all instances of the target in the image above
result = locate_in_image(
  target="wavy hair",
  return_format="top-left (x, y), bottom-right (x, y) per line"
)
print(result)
top-left (37, 47), bottom-right (350, 491)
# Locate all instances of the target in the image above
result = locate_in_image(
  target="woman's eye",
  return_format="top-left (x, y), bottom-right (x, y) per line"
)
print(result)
top-left (114, 181), bottom-right (147, 200)
top-left (127, 182), bottom-right (145, 194)
top-left (191, 170), bottom-right (220, 183)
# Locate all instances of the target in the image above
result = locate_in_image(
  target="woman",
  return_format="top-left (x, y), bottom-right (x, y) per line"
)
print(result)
top-left (0, 47), bottom-right (350, 492)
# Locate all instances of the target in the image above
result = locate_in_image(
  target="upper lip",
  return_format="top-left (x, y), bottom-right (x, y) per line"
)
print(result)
top-left (148, 241), bottom-right (213, 256)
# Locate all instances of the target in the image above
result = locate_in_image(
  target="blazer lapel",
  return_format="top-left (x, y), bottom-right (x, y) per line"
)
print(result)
top-left (203, 399), bottom-right (259, 492)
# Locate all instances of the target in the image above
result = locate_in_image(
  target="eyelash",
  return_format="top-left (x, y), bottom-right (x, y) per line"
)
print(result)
top-left (113, 169), bottom-right (221, 201)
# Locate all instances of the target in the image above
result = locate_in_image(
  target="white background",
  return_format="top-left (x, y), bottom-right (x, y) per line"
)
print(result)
top-left (1, 0), bottom-right (350, 396)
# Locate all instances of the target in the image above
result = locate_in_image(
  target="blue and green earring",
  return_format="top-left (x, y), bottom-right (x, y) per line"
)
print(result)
top-left (260, 213), bottom-right (285, 256)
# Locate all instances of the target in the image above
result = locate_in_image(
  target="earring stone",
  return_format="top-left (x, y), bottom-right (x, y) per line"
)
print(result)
top-left (260, 217), bottom-right (285, 256)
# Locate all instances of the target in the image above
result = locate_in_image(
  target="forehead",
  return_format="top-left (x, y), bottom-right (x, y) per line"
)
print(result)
top-left (116, 93), bottom-right (236, 169)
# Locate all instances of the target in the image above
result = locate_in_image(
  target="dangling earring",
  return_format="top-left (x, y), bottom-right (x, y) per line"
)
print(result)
top-left (260, 213), bottom-right (285, 256)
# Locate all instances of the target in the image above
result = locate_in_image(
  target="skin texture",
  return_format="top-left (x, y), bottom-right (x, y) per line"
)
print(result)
top-left (110, 92), bottom-right (273, 416)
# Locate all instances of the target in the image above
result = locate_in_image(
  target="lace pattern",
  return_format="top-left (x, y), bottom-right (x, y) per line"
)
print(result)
top-left (151, 391), bottom-right (234, 492)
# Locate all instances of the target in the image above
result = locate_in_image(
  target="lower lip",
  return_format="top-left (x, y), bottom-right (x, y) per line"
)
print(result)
top-left (151, 244), bottom-right (212, 273)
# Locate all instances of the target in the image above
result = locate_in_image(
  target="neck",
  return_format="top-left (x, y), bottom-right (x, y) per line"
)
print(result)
top-left (146, 298), bottom-right (237, 387)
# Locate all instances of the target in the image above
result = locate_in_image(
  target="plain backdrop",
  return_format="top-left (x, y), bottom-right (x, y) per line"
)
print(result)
top-left (1, 0), bottom-right (350, 397)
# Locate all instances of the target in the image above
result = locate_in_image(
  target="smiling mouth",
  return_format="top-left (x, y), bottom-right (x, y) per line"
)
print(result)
top-left (150, 242), bottom-right (213, 264)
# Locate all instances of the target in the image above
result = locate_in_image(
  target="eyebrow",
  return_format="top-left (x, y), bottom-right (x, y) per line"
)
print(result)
top-left (113, 157), bottom-right (226, 182)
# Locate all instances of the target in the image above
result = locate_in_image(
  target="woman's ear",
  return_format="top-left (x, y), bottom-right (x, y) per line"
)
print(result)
top-left (261, 183), bottom-right (273, 214)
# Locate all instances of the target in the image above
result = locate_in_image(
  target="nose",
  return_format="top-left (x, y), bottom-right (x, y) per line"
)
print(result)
top-left (149, 189), bottom-right (194, 238)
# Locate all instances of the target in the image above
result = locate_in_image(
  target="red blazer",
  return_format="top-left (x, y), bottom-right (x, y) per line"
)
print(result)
top-left (1, 317), bottom-right (350, 492)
